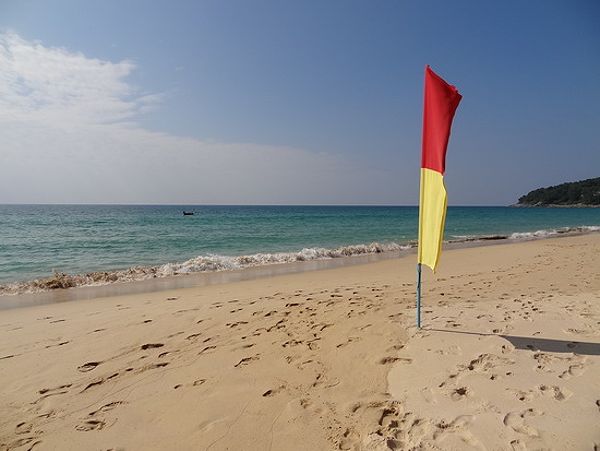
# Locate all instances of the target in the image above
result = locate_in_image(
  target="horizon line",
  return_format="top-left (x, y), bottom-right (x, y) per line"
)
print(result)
top-left (0, 203), bottom-right (511, 207)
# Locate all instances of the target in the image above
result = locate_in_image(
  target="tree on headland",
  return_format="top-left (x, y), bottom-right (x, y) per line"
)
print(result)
top-left (517, 177), bottom-right (600, 206)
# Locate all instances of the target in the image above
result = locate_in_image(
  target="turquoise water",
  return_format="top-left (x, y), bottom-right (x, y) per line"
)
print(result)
top-left (1, 205), bottom-right (599, 287)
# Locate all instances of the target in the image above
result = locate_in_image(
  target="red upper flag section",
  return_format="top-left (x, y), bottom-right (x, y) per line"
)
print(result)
top-left (421, 65), bottom-right (462, 174)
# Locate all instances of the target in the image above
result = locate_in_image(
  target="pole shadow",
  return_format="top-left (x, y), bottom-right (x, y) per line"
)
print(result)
top-left (424, 328), bottom-right (600, 356)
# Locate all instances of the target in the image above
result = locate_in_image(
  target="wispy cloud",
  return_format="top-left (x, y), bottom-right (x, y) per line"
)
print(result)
top-left (0, 32), bottom-right (401, 204)
top-left (0, 32), bottom-right (161, 125)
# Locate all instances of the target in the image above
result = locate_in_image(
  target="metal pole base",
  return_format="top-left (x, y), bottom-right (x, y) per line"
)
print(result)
top-left (416, 263), bottom-right (422, 328)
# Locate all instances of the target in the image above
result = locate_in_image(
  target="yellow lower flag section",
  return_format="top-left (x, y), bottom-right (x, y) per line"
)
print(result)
top-left (418, 167), bottom-right (447, 272)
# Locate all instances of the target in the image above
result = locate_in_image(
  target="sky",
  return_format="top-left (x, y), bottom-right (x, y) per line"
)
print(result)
top-left (0, 0), bottom-right (599, 205)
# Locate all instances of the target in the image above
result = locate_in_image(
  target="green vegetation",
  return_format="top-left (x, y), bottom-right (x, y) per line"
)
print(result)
top-left (517, 177), bottom-right (600, 206)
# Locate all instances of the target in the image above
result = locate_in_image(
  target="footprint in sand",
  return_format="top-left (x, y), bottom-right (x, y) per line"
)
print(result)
top-left (36, 410), bottom-right (56, 420)
top-left (296, 358), bottom-right (315, 369)
top-left (465, 353), bottom-right (514, 375)
top-left (262, 385), bottom-right (286, 397)
top-left (533, 352), bottom-right (573, 373)
top-left (510, 439), bottom-right (527, 451)
top-left (311, 373), bottom-right (340, 389)
top-left (78, 361), bottom-right (102, 372)
top-left (198, 345), bottom-right (216, 355)
top-left (234, 355), bottom-right (260, 368)
top-left (75, 419), bottom-right (106, 431)
top-left (387, 344), bottom-right (405, 352)
top-left (312, 323), bottom-right (333, 332)
top-left (89, 401), bottom-right (125, 416)
top-left (435, 344), bottom-right (461, 356)
top-left (503, 408), bottom-right (542, 437)
top-left (136, 362), bottom-right (169, 374)
top-left (388, 312), bottom-right (404, 321)
top-left (174, 308), bottom-right (201, 314)
top-left (432, 415), bottom-right (481, 447)
top-left (45, 341), bottom-right (70, 349)
top-left (450, 386), bottom-right (470, 401)
top-left (226, 321), bottom-right (248, 328)
top-left (538, 384), bottom-right (572, 401)
top-left (5, 437), bottom-right (41, 450)
top-left (352, 400), bottom-right (443, 450)
top-left (558, 362), bottom-right (587, 379)
top-left (338, 427), bottom-right (361, 450)
top-left (37, 384), bottom-right (72, 402)
top-left (282, 339), bottom-right (303, 348)
top-left (379, 356), bottom-right (412, 365)
top-left (15, 422), bottom-right (32, 435)
top-left (299, 398), bottom-right (314, 410)
top-left (141, 343), bottom-right (164, 350)
top-left (81, 373), bottom-right (119, 393)
top-left (335, 337), bottom-right (360, 348)
top-left (564, 327), bottom-right (589, 336)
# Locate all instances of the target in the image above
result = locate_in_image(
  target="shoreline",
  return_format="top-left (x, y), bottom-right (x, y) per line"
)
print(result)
top-left (0, 234), bottom-right (599, 449)
top-left (1, 226), bottom-right (599, 310)
top-left (0, 249), bottom-right (404, 310)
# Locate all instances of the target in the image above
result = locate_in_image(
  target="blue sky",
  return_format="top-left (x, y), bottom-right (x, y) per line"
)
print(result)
top-left (1, 0), bottom-right (599, 204)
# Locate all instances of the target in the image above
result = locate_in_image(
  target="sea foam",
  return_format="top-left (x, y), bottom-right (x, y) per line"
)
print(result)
top-left (508, 225), bottom-right (600, 240)
top-left (1, 225), bottom-right (598, 296)
top-left (0, 242), bottom-right (410, 296)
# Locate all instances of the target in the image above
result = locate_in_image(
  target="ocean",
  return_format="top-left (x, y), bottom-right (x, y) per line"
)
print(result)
top-left (1, 205), bottom-right (599, 294)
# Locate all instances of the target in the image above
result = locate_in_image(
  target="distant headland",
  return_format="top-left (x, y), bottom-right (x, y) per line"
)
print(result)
top-left (514, 177), bottom-right (600, 207)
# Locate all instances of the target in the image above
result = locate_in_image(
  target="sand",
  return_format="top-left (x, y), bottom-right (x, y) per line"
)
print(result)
top-left (0, 234), bottom-right (599, 450)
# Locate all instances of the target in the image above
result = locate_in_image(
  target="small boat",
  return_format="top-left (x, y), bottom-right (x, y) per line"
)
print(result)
top-left (182, 211), bottom-right (194, 216)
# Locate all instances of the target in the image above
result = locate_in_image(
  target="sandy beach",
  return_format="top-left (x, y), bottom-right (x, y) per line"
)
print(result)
top-left (1, 233), bottom-right (599, 451)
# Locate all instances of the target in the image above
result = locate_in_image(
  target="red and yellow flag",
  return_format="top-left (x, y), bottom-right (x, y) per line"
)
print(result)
top-left (418, 66), bottom-right (462, 271)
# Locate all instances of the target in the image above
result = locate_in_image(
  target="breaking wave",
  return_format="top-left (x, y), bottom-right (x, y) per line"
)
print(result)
top-left (0, 242), bottom-right (411, 296)
top-left (1, 225), bottom-right (598, 296)
top-left (508, 225), bottom-right (600, 240)
top-left (448, 225), bottom-right (600, 242)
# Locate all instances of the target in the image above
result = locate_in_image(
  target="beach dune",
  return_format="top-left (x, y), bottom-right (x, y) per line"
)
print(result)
top-left (1, 234), bottom-right (599, 450)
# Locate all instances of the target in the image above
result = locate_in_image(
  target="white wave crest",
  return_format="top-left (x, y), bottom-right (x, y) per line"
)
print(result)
top-left (0, 241), bottom-right (411, 296)
top-left (509, 225), bottom-right (600, 240)
top-left (2, 225), bottom-right (599, 297)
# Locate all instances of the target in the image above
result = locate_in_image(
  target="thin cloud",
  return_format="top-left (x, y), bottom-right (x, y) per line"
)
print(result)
top-left (0, 32), bottom-right (402, 204)
top-left (0, 32), bottom-right (152, 125)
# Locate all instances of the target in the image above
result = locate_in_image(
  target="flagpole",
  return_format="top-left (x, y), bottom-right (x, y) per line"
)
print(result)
top-left (415, 66), bottom-right (461, 330)
top-left (416, 263), bottom-right (422, 328)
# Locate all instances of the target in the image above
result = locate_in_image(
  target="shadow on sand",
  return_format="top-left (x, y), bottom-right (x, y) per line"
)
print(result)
top-left (425, 328), bottom-right (600, 356)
